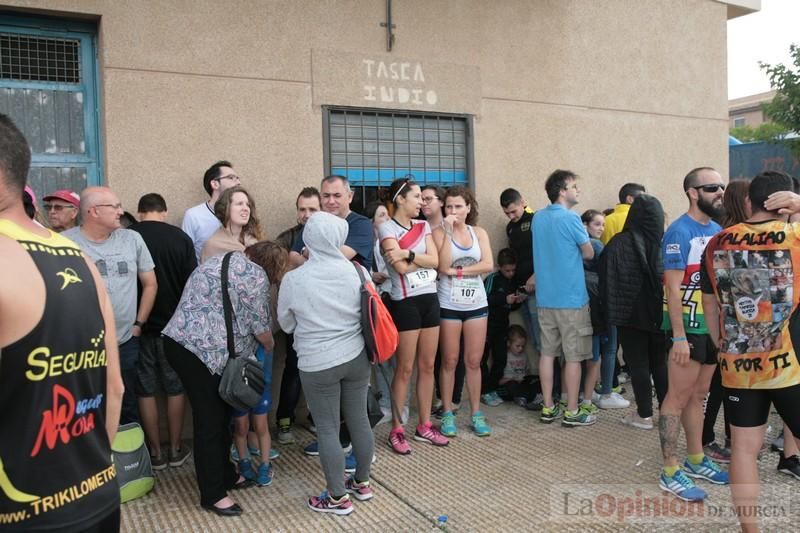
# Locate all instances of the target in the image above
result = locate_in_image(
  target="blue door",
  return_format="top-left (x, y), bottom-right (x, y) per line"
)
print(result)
top-left (0, 13), bottom-right (102, 201)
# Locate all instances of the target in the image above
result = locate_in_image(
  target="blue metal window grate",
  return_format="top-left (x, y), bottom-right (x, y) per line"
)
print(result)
top-left (327, 109), bottom-right (469, 187)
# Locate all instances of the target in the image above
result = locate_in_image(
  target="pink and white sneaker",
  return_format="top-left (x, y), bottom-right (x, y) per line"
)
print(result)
top-left (307, 491), bottom-right (353, 515)
top-left (345, 476), bottom-right (374, 501)
top-left (414, 422), bottom-right (450, 446)
top-left (388, 428), bottom-right (412, 455)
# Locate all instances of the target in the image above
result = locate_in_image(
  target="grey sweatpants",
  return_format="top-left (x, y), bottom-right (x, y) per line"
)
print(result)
top-left (299, 351), bottom-right (374, 497)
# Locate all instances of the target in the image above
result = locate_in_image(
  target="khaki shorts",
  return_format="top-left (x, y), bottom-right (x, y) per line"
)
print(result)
top-left (538, 305), bottom-right (593, 362)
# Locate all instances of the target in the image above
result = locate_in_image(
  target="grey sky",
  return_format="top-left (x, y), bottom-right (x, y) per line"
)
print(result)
top-left (727, 0), bottom-right (799, 100)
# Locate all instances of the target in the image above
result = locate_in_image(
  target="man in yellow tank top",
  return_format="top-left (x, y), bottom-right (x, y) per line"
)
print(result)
top-left (0, 114), bottom-right (124, 531)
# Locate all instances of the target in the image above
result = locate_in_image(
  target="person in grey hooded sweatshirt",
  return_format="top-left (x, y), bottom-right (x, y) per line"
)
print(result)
top-left (277, 211), bottom-right (375, 516)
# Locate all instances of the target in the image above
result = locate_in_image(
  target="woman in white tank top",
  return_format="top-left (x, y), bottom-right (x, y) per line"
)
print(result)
top-left (432, 186), bottom-right (494, 438)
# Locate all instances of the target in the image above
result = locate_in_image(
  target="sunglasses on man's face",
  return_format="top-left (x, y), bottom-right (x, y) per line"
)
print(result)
top-left (692, 184), bottom-right (725, 193)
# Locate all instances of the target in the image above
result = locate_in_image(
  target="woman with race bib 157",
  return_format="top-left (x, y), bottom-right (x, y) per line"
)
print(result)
top-left (379, 177), bottom-right (449, 454)
top-left (432, 186), bottom-right (494, 437)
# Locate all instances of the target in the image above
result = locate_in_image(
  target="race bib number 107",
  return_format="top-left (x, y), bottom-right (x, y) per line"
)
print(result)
top-left (451, 277), bottom-right (481, 304)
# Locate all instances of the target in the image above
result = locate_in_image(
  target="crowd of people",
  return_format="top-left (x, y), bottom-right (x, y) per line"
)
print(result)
top-left (2, 111), bottom-right (800, 532)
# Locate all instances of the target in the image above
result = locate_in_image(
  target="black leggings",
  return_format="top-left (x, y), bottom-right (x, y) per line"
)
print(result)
top-left (276, 333), bottom-right (301, 422)
top-left (702, 365), bottom-right (731, 446)
top-left (617, 326), bottom-right (668, 418)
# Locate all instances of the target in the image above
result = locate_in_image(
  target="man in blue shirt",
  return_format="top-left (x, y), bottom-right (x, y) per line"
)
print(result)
top-left (289, 175), bottom-right (373, 271)
top-left (532, 169), bottom-right (595, 427)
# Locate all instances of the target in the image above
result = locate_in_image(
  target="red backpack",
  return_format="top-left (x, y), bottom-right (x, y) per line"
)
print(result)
top-left (352, 262), bottom-right (398, 364)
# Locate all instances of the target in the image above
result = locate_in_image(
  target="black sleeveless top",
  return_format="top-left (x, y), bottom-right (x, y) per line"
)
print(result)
top-left (0, 220), bottom-right (119, 531)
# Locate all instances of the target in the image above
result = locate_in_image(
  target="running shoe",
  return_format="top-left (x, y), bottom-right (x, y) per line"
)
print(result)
top-left (683, 456), bottom-right (729, 485)
top-left (150, 453), bottom-right (167, 471)
top-left (238, 459), bottom-right (256, 481)
top-left (304, 441), bottom-right (352, 457)
top-left (562, 408), bottom-right (597, 427)
top-left (440, 412), bottom-right (457, 437)
top-left (307, 491), bottom-right (353, 515)
top-left (579, 402), bottom-right (599, 415)
top-left (168, 445), bottom-right (192, 468)
top-left (659, 469), bottom-right (706, 502)
top-left (540, 404), bottom-right (563, 424)
top-left (388, 429), bottom-right (412, 455)
top-left (344, 452), bottom-right (377, 474)
top-left (256, 462), bottom-right (273, 487)
top-left (345, 476), bottom-right (374, 501)
top-left (470, 411), bottom-right (492, 437)
top-left (778, 454), bottom-right (800, 480)
top-left (703, 442), bottom-right (731, 464)
top-left (525, 393), bottom-right (544, 411)
top-left (598, 393), bottom-right (630, 409)
top-left (480, 392), bottom-right (503, 407)
top-left (277, 418), bottom-right (296, 444)
top-left (621, 412), bottom-right (653, 430)
top-left (414, 422), bottom-right (449, 446)
top-left (772, 431), bottom-right (785, 453)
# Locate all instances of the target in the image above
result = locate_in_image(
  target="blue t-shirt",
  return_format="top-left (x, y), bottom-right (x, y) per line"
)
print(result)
top-left (661, 213), bottom-right (722, 334)
top-left (292, 211), bottom-right (374, 270)
top-left (532, 203), bottom-right (590, 309)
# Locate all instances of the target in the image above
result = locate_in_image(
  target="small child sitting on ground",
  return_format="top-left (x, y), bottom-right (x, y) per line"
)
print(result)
top-left (496, 325), bottom-right (541, 407)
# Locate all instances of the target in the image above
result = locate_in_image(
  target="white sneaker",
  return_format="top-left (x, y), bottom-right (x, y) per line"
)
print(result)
top-left (591, 391), bottom-right (601, 403)
top-left (621, 412), bottom-right (653, 430)
top-left (598, 393), bottom-right (630, 409)
top-left (618, 372), bottom-right (629, 384)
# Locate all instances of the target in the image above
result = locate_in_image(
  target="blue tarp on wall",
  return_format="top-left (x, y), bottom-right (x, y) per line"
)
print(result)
top-left (729, 141), bottom-right (800, 180)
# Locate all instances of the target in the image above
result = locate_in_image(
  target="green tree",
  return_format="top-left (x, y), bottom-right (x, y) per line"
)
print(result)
top-left (730, 122), bottom-right (790, 143)
top-left (760, 43), bottom-right (800, 156)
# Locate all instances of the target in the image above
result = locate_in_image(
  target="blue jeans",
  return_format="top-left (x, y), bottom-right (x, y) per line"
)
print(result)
top-left (521, 294), bottom-right (541, 352)
top-left (591, 325), bottom-right (617, 395)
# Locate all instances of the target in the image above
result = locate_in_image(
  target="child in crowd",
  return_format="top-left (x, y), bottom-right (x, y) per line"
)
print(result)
top-left (496, 326), bottom-right (540, 406)
top-left (481, 248), bottom-right (527, 406)
top-left (581, 209), bottom-right (628, 410)
top-left (232, 345), bottom-right (275, 487)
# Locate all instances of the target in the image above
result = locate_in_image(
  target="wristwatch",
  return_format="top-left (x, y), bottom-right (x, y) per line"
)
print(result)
top-left (406, 250), bottom-right (416, 263)
top-left (133, 320), bottom-right (145, 328)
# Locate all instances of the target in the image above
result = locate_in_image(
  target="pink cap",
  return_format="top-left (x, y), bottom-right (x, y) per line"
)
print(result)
top-left (43, 189), bottom-right (80, 208)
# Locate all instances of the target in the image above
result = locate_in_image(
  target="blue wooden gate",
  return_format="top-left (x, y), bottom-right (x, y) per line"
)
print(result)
top-left (0, 13), bottom-right (102, 201)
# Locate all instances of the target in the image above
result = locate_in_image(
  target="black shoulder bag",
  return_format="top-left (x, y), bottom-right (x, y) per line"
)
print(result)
top-left (217, 252), bottom-right (266, 411)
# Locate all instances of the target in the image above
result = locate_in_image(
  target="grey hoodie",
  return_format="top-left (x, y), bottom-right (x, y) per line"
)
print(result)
top-left (277, 211), bottom-right (365, 372)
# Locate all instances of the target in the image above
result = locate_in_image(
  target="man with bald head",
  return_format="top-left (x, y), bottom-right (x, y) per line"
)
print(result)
top-left (64, 186), bottom-right (157, 424)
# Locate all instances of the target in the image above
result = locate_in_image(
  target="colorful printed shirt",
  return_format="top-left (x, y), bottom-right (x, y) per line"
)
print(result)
top-left (162, 252), bottom-right (270, 375)
top-left (661, 213), bottom-right (722, 334)
top-left (700, 220), bottom-right (800, 390)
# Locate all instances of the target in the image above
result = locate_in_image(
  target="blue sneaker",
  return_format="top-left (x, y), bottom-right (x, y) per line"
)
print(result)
top-left (238, 459), bottom-right (256, 481)
top-left (256, 462), bottom-right (273, 487)
top-left (683, 456), bottom-right (729, 485)
top-left (659, 469), bottom-right (707, 501)
top-left (344, 452), bottom-right (377, 474)
top-left (470, 411), bottom-right (492, 437)
top-left (268, 448), bottom-right (280, 460)
top-left (344, 452), bottom-right (357, 474)
top-left (440, 412), bottom-right (457, 437)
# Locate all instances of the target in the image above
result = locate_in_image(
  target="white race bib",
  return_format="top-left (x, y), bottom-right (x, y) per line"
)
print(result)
top-left (450, 276), bottom-right (481, 304)
top-left (405, 268), bottom-right (437, 290)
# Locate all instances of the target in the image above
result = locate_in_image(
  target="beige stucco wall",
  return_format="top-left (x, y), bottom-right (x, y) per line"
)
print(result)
top-left (1, 0), bottom-right (732, 243)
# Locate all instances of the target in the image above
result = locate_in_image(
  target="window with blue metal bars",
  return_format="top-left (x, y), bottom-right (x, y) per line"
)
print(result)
top-left (325, 108), bottom-right (471, 212)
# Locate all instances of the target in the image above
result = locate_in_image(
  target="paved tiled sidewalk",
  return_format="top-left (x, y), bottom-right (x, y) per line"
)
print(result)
top-left (121, 397), bottom-right (797, 532)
